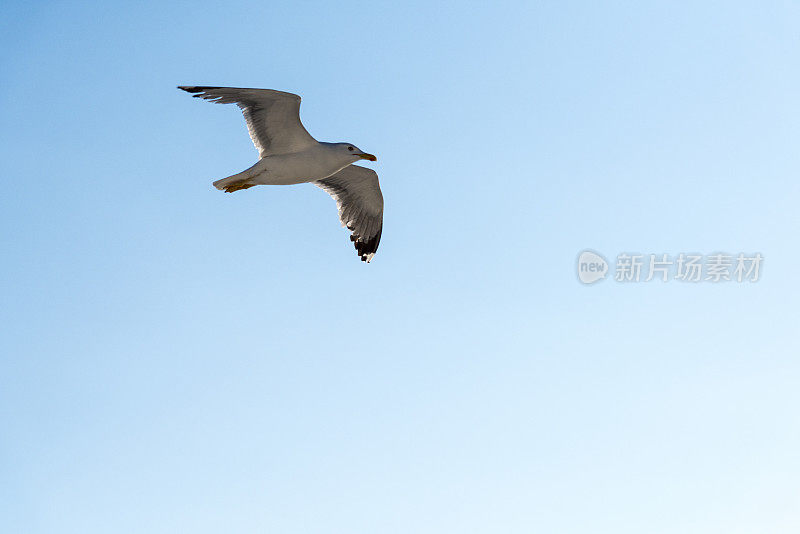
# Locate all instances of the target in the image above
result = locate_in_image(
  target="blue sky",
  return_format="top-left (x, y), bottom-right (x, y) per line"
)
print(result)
top-left (1, 1), bottom-right (799, 533)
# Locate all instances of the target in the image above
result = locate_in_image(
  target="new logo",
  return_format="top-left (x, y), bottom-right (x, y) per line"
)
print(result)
top-left (577, 250), bottom-right (608, 284)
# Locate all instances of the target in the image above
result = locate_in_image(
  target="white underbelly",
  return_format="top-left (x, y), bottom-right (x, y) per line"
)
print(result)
top-left (249, 152), bottom-right (348, 185)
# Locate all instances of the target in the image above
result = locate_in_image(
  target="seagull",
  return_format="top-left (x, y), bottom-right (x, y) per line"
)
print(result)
top-left (178, 86), bottom-right (383, 262)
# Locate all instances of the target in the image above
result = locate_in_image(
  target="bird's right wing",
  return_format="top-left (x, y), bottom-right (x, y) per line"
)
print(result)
top-left (315, 165), bottom-right (384, 263)
top-left (178, 86), bottom-right (317, 158)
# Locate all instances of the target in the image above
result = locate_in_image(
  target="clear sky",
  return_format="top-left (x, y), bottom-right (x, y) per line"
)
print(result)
top-left (1, 1), bottom-right (799, 533)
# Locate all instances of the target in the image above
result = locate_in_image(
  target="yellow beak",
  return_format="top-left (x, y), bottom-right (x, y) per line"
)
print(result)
top-left (358, 153), bottom-right (377, 162)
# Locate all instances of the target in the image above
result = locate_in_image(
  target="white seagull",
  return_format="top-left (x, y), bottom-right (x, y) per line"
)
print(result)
top-left (179, 86), bottom-right (383, 262)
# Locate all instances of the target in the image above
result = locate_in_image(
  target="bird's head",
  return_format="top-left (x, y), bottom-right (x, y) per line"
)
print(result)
top-left (338, 143), bottom-right (377, 162)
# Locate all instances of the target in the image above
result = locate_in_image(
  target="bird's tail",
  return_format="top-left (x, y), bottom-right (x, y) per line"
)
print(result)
top-left (213, 171), bottom-right (256, 193)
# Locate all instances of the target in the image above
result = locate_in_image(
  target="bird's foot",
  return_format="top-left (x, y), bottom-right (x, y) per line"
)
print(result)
top-left (222, 180), bottom-right (256, 193)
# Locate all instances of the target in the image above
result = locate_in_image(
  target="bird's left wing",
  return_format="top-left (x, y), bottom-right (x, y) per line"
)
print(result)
top-left (315, 165), bottom-right (384, 263)
top-left (178, 86), bottom-right (317, 158)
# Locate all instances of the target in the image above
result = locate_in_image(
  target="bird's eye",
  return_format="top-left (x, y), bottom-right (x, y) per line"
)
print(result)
top-left (348, 146), bottom-right (354, 151)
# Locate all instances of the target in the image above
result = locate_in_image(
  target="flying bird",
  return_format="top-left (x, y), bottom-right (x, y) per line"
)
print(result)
top-left (178, 86), bottom-right (383, 262)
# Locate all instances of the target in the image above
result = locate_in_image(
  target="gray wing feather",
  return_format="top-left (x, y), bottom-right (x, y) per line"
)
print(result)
top-left (178, 86), bottom-right (317, 157)
top-left (315, 165), bottom-right (383, 263)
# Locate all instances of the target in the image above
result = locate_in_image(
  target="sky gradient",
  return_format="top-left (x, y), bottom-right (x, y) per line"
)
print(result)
top-left (2, 2), bottom-right (799, 533)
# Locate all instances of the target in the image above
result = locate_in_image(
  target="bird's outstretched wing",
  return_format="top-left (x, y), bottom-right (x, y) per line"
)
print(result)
top-left (315, 165), bottom-right (384, 263)
top-left (178, 86), bottom-right (317, 158)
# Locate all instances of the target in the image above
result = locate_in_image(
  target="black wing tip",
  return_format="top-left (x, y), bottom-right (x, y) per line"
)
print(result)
top-left (177, 85), bottom-right (221, 94)
top-left (353, 229), bottom-right (382, 263)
